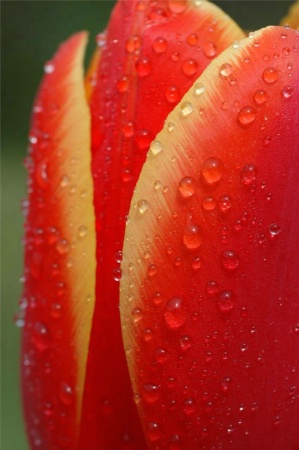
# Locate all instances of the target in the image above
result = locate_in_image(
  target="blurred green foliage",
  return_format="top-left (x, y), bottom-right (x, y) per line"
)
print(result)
top-left (1, 1), bottom-right (292, 449)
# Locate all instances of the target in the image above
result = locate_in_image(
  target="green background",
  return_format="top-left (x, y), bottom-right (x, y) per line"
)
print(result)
top-left (1, 1), bottom-right (293, 449)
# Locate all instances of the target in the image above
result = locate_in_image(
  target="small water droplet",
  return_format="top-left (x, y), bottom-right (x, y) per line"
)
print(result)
top-left (183, 398), bottom-right (196, 415)
top-left (202, 196), bottom-right (216, 211)
top-left (217, 290), bottom-right (235, 313)
top-left (179, 335), bottom-right (192, 351)
top-left (241, 164), bottom-right (257, 186)
top-left (56, 239), bottom-right (70, 255)
top-left (132, 307), bottom-right (143, 323)
top-left (182, 59), bottom-right (198, 76)
top-left (167, 122), bottom-right (175, 133)
top-left (126, 35), bottom-right (141, 53)
top-left (150, 140), bottom-right (164, 156)
top-left (112, 267), bottom-right (122, 282)
top-left (59, 382), bottom-right (74, 406)
top-left (253, 89), bottom-right (267, 105)
top-left (191, 256), bottom-right (201, 271)
top-left (183, 223), bottom-right (203, 250)
top-left (164, 297), bottom-right (186, 329)
top-left (44, 61), bottom-right (55, 74)
top-left (206, 280), bottom-right (219, 297)
top-left (203, 41), bottom-right (217, 58)
top-left (116, 76), bottom-right (129, 93)
top-left (237, 106), bottom-right (256, 127)
top-left (186, 33), bottom-right (198, 46)
top-left (219, 63), bottom-right (233, 79)
top-left (219, 195), bottom-right (232, 213)
top-left (165, 85), bottom-right (180, 103)
top-left (155, 347), bottom-right (169, 363)
top-left (33, 322), bottom-right (51, 351)
top-left (193, 83), bottom-right (205, 96)
top-left (281, 85), bottom-right (293, 99)
top-left (142, 383), bottom-right (160, 403)
top-left (178, 177), bottom-right (195, 198)
top-left (221, 250), bottom-right (240, 271)
top-left (262, 67), bottom-right (278, 84)
top-left (35, 159), bottom-right (49, 189)
top-left (167, 0), bottom-right (187, 13)
top-left (136, 57), bottom-right (151, 77)
top-left (180, 101), bottom-right (194, 117)
top-left (78, 225), bottom-right (88, 238)
top-left (152, 37), bottom-right (167, 54)
top-left (50, 302), bottom-right (62, 319)
top-left (137, 199), bottom-right (149, 215)
top-left (147, 422), bottom-right (161, 442)
top-left (201, 157), bottom-right (224, 185)
top-left (268, 223), bottom-right (281, 240)
top-left (147, 264), bottom-right (158, 277)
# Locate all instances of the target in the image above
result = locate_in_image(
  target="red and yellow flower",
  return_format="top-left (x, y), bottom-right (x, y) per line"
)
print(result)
top-left (20, 1), bottom-right (299, 449)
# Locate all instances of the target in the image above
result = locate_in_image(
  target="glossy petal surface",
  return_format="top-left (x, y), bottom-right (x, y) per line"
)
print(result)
top-left (121, 26), bottom-right (299, 449)
top-left (21, 33), bottom-right (96, 450)
top-left (79, 0), bottom-right (244, 448)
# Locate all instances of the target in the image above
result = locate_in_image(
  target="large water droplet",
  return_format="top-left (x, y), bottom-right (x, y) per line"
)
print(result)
top-left (180, 101), bottom-right (194, 117)
top-left (137, 199), bottom-right (149, 215)
top-left (178, 177), bottom-right (195, 198)
top-left (182, 59), bottom-right (198, 76)
top-left (237, 106), bottom-right (256, 127)
top-left (262, 67), bottom-right (278, 84)
top-left (164, 297), bottom-right (186, 329)
top-left (240, 164), bottom-right (257, 186)
top-left (201, 157), bottom-right (224, 185)
top-left (142, 383), bottom-right (160, 403)
top-left (150, 140), bottom-right (164, 156)
top-left (221, 250), bottom-right (240, 271)
top-left (268, 223), bottom-right (281, 240)
top-left (203, 41), bottom-right (217, 58)
top-left (183, 224), bottom-right (203, 249)
top-left (219, 63), bottom-right (233, 79)
top-left (253, 89), bottom-right (267, 105)
top-left (152, 37), bottom-right (167, 54)
top-left (202, 196), bottom-right (216, 211)
top-left (136, 57), bottom-right (151, 77)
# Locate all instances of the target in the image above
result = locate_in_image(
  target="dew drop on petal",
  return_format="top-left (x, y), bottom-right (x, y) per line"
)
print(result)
top-left (178, 177), bottom-right (195, 198)
top-left (152, 37), bottom-right (167, 54)
top-left (59, 382), bottom-right (74, 406)
top-left (281, 85), bottom-right (293, 99)
top-left (137, 199), bottom-right (149, 215)
top-left (262, 67), bottom-right (278, 84)
top-left (268, 223), bottom-right (281, 240)
top-left (155, 347), bottom-right (169, 363)
top-left (221, 250), bottom-right (240, 271)
top-left (217, 290), bottom-right (235, 313)
top-left (219, 195), bottom-right (232, 213)
top-left (241, 164), bottom-right (257, 186)
top-left (193, 83), bottom-right (205, 96)
top-left (165, 85), bottom-right (180, 103)
top-left (237, 106), bottom-right (256, 127)
top-left (253, 89), bottom-right (267, 105)
top-left (180, 101), bottom-right (194, 117)
top-left (219, 63), bottom-right (233, 79)
top-left (164, 297), bottom-right (186, 329)
top-left (202, 196), bottom-right (216, 211)
top-left (203, 41), bottom-right (217, 58)
top-left (182, 59), bottom-right (198, 76)
top-left (167, 0), bottom-right (187, 13)
top-left (32, 322), bottom-right (51, 351)
top-left (179, 335), bottom-right (192, 351)
top-left (183, 224), bottom-right (203, 250)
top-left (136, 57), bottom-right (151, 77)
top-left (142, 383), bottom-right (160, 403)
top-left (201, 158), bottom-right (224, 185)
top-left (150, 140), bottom-right (164, 156)
top-left (147, 422), bottom-right (162, 442)
top-left (186, 33), bottom-right (198, 46)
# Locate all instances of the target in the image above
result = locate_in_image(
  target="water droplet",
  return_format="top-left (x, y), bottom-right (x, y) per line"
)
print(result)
top-left (180, 101), bottom-right (194, 117)
top-left (35, 159), bottom-right (49, 189)
top-left (237, 106), bottom-right (256, 127)
top-left (78, 225), bottom-right (88, 238)
top-left (202, 196), bottom-right (216, 211)
top-left (167, 122), bottom-right (175, 133)
top-left (217, 291), bottom-right (235, 313)
top-left (183, 223), bottom-right (203, 250)
top-left (150, 140), bottom-right (164, 156)
top-left (219, 195), bottom-right (232, 213)
top-left (50, 302), bottom-right (62, 319)
top-left (186, 33), bottom-right (198, 46)
top-left (240, 164), bottom-right (257, 186)
top-left (56, 239), bottom-right (70, 255)
top-left (281, 85), bottom-right (293, 99)
top-left (182, 59), bottom-right (198, 76)
top-left (183, 398), bottom-right (196, 415)
top-left (253, 89), bottom-right (267, 105)
top-left (142, 383), bottom-right (160, 403)
top-left (268, 223), bottom-right (281, 240)
top-left (167, 0), bottom-right (187, 13)
top-left (59, 382), bottom-right (74, 406)
top-left (152, 37), bottom-right (167, 53)
top-left (219, 63), bottom-right (233, 79)
top-left (155, 347), bottom-right (169, 363)
top-left (126, 35), bottom-right (141, 53)
top-left (179, 335), bottom-right (192, 351)
top-left (191, 256), bottom-right (201, 271)
top-left (116, 76), bottom-right (129, 93)
top-left (221, 250), bottom-right (240, 271)
top-left (132, 307), bottom-right (143, 323)
top-left (96, 31), bottom-right (107, 48)
top-left (147, 264), bottom-right (158, 277)
top-left (201, 157), bottom-right (224, 185)
top-left (262, 67), bottom-right (278, 84)
top-left (178, 177), bottom-right (195, 198)
top-left (165, 85), bottom-right (180, 103)
top-left (44, 61), bottom-right (55, 74)
top-left (112, 268), bottom-right (122, 282)
top-left (232, 41), bottom-right (240, 49)
top-left (171, 51), bottom-right (180, 62)
top-left (203, 41), bottom-right (217, 58)
top-left (193, 83), bottom-right (205, 96)
top-left (164, 297), bottom-right (186, 329)
top-left (147, 422), bottom-right (161, 442)
top-left (136, 57), bottom-right (151, 77)
top-left (33, 322), bottom-right (51, 351)
top-left (206, 280), bottom-right (219, 297)
top-left (137, 199), bottom-right (149, 215)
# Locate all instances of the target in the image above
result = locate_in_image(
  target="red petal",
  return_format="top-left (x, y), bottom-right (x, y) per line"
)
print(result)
top-left (21, 33), bottom-right (96, 449)
top-left (121, 26), bottom-right (299, 449)
top-left (80, 1), bottom-right (244, 448)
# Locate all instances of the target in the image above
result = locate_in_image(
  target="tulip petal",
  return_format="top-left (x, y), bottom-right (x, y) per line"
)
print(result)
top-left (121, 26), bottom-right (299, 449)
top-left (79, 1), bottom-right (245, 448)
top-left (21, 33), bottom-right (96, 449)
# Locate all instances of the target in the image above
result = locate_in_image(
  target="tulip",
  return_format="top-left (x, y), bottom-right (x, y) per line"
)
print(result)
top-left (20, 1), bottom-right (298, 449)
